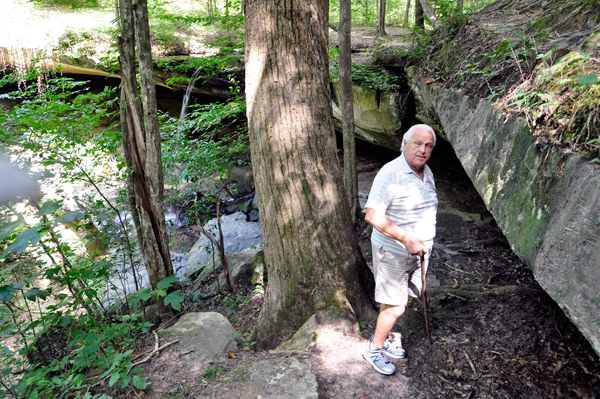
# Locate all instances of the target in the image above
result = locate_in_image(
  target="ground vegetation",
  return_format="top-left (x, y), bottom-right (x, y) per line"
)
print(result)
top-left (401, 0), bottom-right (600, 162)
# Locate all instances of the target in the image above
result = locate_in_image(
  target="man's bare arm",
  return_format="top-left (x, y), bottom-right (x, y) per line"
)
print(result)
top-left (365, 208), bottom-right (428, 256)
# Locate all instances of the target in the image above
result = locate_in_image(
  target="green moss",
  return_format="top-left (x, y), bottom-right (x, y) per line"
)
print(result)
top-left (530, 18), bottom-right (549, 37)
top-left (494, 40), bottom-right (513, 58)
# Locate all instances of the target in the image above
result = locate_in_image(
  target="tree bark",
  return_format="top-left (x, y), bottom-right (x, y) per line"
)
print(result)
top-left (117, 0), bottom-right (175, 319)
top-left (457, 0), bottom-right (464, 14)
top-left (404, 0), bottom-right (411, 26)
top-left (377, 0), bottom-right (387, 37)
top-left (419, 0), bottom-right (439, 26)
top-left (415, 0), bottom-right (425, 29)
top-left (376, 0), bottom-right (379, 32)
top-left (245, 0), bottom-right (374, 348)
top-left (216, 201), bottom-right (237, 295)
top-left (339, 0), bottom-right (359, 222)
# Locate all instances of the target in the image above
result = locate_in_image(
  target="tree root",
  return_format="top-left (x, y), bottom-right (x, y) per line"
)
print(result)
top-left (429, 284), bottom-right (543, 298)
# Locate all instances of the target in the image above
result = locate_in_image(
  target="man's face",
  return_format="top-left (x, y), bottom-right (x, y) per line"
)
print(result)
top-left (404, 128), bottom-right (434, 172)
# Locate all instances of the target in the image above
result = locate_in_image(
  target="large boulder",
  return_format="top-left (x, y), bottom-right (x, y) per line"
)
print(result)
top-left (406, 66), bottom-right (600, 356)
top-left (197, 357), bottom-right (318, 399)
top-left (331, 82), bottom-right (407, 150)
top-left (186, 212), bottom-right (263, 277)
top-left (158, 312), bottom-right (238, 367)
top-left (193, 249), bottom-right (259, 295)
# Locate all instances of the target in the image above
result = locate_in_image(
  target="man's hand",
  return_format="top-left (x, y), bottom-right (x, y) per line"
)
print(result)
top-left (365, 208), bottom-right (428, 257)
top-left (401, 232), bottom-right (428, 257)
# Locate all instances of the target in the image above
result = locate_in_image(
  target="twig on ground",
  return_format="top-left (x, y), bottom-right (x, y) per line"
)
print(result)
top-left (553, 307), bottom-right (563, 339)
top-left (447, 293), bottom-right (468, 301)
top-left (444, 262), bottom-right (472, 274)
top-left (464, 351), bottom-right (477, 376)
top-left (129, 332), bottom-right (179, 371)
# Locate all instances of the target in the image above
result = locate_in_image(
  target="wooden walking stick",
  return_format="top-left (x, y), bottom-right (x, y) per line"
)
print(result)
top-left (421, 255), bottom-right (432, 344)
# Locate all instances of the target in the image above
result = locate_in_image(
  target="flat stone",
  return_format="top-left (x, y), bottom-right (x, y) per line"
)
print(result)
top-left (158, 312), bottom-right (237, 367)
top-left (197, 357), bottom-right (318, 399)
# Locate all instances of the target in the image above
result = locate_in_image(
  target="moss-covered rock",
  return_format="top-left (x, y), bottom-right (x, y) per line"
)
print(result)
top-left (331, 82), bottom-right (407, 150)
top-left (407, 69), bottom-right (600, 357)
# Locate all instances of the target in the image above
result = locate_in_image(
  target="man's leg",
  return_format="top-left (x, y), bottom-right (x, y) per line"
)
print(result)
top-left (364, 245), bottom-right (411, 374)
top-left (363, 303), bottom-right (407, 375)
top-left (372, 303), bottom-right (406, 348)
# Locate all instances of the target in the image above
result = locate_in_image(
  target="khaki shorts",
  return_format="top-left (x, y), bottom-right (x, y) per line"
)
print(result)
top-left (372, 244), bottom-right (429, 306)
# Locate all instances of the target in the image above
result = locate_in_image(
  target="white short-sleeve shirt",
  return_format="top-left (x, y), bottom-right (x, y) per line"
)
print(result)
top-left (365, 153), bottom-right (438, 257)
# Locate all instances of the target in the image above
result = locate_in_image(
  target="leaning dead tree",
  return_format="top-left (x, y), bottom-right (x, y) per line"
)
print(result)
top-left (117, 0), bottom-right (175, 318)
top-left (419, 0), bottom-right (439, 26)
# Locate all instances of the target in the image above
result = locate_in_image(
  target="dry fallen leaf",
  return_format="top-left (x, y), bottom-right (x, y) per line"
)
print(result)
top-left (530, 9), bottom-right (537, 13)
top-left (447, 350), bottom-right (455, 364)
top-left (243, 346), bottom-right (250, 351)
top-left (426, 78), bottom-right (436, 84)
top-left (227, 353), bottom-right (236, 359)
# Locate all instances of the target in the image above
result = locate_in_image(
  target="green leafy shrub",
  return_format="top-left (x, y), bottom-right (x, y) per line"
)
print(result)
top-left (161, 96), bottom-right (249, 223)
top-left (330, 63), bottom-right (401, 91)
top-left (0, 68), bottom-right (182, 397)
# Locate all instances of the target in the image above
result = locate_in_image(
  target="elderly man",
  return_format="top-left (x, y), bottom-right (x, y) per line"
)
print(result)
top-left (363, 124), bottom-right (438, 375)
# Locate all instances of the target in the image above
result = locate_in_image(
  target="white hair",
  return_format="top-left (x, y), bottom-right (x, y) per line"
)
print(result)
top-left (400, 124), bottom-right (437, 153)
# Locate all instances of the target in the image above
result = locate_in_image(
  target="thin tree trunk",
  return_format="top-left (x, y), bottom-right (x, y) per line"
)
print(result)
top-left (419, 0), bottom-right (439, 26)
top-left (118, 0), bottom-right (175, 319)
top-left (415, 0), bottom-right (425, 28)
top-left (404, 0), bottom-right (411, 26)
top-left (377, 0), bottom-right (387, 37)
top-left (376, 0), bottom-right (379, 32)
top-left (245, 0), bottom-right (375, 348)
top-left (217, 201), bottom-right (237, 295)
top-left (457, 0), bottom-right (464, 14)
top-left (340, 0), bottom-right (359, 222)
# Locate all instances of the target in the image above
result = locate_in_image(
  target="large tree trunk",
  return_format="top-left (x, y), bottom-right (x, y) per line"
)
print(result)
top-left (339, 0), bottom-right (359, 222)
top-left (245, 0), bottom-right (374, 348)
top-left (117, 0), bottom-right (175, 319)
top-left (377, 0), bottom-right (387, 37)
